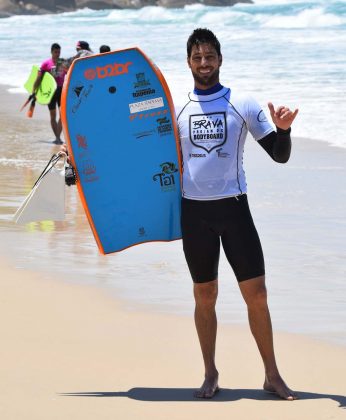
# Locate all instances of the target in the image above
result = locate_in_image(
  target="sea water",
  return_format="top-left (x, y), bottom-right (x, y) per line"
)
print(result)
top-left (0, 0), bottom-right (346, 147)
top-left (0, 0), bottom-right (345, 345)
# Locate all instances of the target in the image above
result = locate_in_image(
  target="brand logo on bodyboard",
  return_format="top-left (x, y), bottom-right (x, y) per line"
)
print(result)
top-left (153, 162), bottom-right (178, 192)
top-left (84, 62), bottom-right (132, 80)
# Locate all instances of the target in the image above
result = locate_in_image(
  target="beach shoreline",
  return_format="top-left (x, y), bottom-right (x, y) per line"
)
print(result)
top-left (1, 83), bottom-right (346, 347)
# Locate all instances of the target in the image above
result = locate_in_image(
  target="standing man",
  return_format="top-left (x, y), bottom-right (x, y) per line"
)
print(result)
top-left (177, 28), bottom-right (298, 400)
top-left (33, 43), bottom-right (66, 144)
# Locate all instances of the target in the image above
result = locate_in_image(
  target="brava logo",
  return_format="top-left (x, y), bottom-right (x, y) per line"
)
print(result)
top-left (84, 62), bottom-right (132, 80)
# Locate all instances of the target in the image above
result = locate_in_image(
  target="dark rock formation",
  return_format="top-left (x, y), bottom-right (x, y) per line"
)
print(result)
top-left (0, 0), bottom-right (76, 15)
top-left (158, 0), bottom-right (251, 6)
top-left (75, 0), bottom-right (117, 10)
top-left (0, 0), bottom-right (252, 17)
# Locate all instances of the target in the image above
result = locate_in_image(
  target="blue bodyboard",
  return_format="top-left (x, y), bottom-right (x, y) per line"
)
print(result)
top-left (61, 48), bottom-right (182, 254)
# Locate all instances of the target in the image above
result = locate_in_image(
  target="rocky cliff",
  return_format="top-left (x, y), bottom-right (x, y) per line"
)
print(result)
top-left (0, 0), bottom-right (252, 17)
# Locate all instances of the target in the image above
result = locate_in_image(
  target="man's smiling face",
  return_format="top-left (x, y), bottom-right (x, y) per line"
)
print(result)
top-left (187, 43), bottom-right (222, 90)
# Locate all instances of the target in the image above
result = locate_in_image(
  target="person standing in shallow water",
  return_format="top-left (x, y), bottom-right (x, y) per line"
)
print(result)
top-left (33, 43), bottom-right (66, 144)
top-left (177, 28), bottom-right (299, 400)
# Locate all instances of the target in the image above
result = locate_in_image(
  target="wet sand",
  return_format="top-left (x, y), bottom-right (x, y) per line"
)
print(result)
top-left (1, 85), bottom-right (345, 344)
top-left (0, 85), bottom-right (346, 418)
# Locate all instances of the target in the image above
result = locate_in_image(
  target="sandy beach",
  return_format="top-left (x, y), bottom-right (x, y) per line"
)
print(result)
top-left (1, 85), bottom-right (346, 419)
top-left (1, 258), bottom-right (346, 420)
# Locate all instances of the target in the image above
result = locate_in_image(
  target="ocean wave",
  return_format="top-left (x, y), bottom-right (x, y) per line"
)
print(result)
top-left (261, 7), bottom-right (345, 28)
top-left (106, 6), bottom-right (183, 23)
top-left (3, 2), bottom-right (345, 28)
top-left (106, 2), bottom-right (346, 28)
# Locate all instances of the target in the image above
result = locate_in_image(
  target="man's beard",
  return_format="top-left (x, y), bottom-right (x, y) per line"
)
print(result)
top-left (192, 68), bottom-right (220, 88)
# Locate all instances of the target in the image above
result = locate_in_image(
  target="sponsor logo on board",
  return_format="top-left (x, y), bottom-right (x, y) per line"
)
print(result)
top-left (153, 162), bottom-right (178, 192)
top-left (84, 62), bottom-right (132, 80)
top-left (82, 160), bottom-right (96, 175)
top-left (129, 108), bottom-right (168, 122)
top-left (40, 86), bottom-right (53, 99)
top-left (138, 227), bottom-right (147, 237)
top-left (134, 129), bottom-right (156, 139)
top-left (76, 134), bottom-right (88, 149)
top-left (133, 72), bottom-right (151, 88)
top-left (132, 88), bottom-right (156, 98)
top-left (71, 82), bottom-right (93, 114)
top-left (156, 116), bottom-right (172, 136)
top-left (81, 160), bottom-right (99, 183)
top-left (129, 97), bottom-right (164, 114)
top-left (73, 85), bottom-right (84, 97)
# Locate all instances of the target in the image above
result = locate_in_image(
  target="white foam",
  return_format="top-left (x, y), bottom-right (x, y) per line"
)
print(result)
top-left (107, 6), bottom-right (180, 23)
top-left (184, 4), bottom-right (205, 11)
top-left (262, 7), bottom-right (344, 28)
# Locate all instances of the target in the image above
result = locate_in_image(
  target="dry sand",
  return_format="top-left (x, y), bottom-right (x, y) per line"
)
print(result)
top-left (1, 258), bottom-right (345, 420)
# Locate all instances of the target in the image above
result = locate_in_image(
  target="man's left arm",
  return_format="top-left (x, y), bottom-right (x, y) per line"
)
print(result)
top-left (258, 102), bottom-right (299, 163)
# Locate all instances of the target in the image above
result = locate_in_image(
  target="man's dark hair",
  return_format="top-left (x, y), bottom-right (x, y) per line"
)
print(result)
top-left (187, 28), bottom-right (221, 58)
top-left (51, 43), bottom-right (61, 52)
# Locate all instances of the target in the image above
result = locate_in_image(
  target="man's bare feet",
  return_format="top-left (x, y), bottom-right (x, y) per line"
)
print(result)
top-left (264, 374), bottom-right (298, 400)
top-left (194, 373), bottom-right (220, 399)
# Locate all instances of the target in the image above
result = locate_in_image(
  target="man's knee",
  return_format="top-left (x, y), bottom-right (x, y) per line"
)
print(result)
top-left (239, 275), bottom-right (268, 308)
top-left (194, 280), bottom-right (218, 308)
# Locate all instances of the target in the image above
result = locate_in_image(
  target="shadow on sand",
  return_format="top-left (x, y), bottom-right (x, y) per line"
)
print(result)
top-left (59, 387), bottom-right (346, 407)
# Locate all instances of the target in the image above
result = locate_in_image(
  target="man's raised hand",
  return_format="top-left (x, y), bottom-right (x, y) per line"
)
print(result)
top-left (268, 102), bottom-right (299, 131)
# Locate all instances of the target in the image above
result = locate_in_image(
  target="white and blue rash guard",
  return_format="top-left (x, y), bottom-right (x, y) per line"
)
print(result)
top-left (177, 85), bottom-right (278, 200)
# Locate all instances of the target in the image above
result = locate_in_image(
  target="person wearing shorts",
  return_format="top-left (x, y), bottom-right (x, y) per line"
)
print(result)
top-left (177, 28), bottom-right (299, 400)
top-left (48, 86), bottom-right (62, 111)
top-left (33, 43), bottom-right (66, 144)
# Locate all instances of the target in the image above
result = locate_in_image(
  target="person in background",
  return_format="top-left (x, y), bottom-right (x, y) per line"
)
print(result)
top-left (99, 45), bottom-right (111, 53)
top-left (33, 43), bottom-right (66, 144)
top-left (64, 40), bottom-right (94, 71)
top-left (75, 41), bottom-right (93, 58)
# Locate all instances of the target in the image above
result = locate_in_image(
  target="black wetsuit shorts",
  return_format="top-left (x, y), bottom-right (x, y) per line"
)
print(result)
top-left (181, 195), bottom-right (265, 283)
top-left (48, 86), bottom-right (62, 110)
